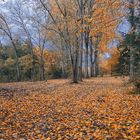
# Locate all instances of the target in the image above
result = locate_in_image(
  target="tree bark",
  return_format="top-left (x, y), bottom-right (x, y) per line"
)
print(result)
top-left (84, 34), bottom-right (89, 78)
top-left (94, 49), bottom-right (99, 77)
top-left (78, 0), bottom-right (84, 81)
top-left (11, 41), bottom-right (21, 81)
top-left (129, 0), bottom-right (136, 81)
top-left (129, 46), bottom-right (135, 81)
top-left (72, 50), bottom-right (79, 83)
top-left (89, 36), bottom-right (94, 77)
top-left (39, 54), bottom-right (45, 81)
top-left (78, 29), bottom-right (83, 81)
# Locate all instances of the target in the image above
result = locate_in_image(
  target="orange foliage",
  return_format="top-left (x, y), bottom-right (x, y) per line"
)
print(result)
top-left (47, 0), bottom-right (124, 54)
top-left (0, 77), bottom-right (140, 139)
top-left (101, 47), bottom-right (120, 73)
top-left (34, 47), bottom-right (60, 71)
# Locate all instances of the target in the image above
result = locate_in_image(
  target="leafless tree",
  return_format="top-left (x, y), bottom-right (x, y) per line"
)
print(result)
top-left (0, 13), bottom-right (21, 81)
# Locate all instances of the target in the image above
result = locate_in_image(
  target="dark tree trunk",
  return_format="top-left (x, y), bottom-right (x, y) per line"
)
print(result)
top-left (11, 40), bottom-right (21, 81)
top-left (72, 50), bottom-right (79, 83)
top-left (78, 0), bottom-right (84, 81)
top-left (89, 36), bottom-right (94, 77)
top-left (15, 55), bottom-right (21, 81)
top-left (72, 66), bottom-right (78, 83)
top-left (78, 32), bottom-right (83, 81)
top-left (39, 55), bottom-right (45, 81)
top-left (85, 37), bottom-right (89, 78)
top-left (29, 43), bottom-right (35, 81)
top-left (129, 0), bottom-right (136, 81)
top-left (129, 46), bottom-right (135, 81)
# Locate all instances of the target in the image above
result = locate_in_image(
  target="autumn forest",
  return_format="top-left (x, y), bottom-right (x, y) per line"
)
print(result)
top-left (0, 0), bottom-right (140, 139)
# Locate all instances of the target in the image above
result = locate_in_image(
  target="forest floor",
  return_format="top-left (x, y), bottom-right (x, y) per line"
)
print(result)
top-left (0, 77), bottom-right (140, 140)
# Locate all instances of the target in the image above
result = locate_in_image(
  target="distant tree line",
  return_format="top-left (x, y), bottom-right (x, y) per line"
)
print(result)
top-left (0, 40), bottom-right (67, 82)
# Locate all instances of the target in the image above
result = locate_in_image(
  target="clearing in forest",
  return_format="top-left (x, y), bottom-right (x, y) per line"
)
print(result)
top-left (0, 77), bottom-right (140, 140)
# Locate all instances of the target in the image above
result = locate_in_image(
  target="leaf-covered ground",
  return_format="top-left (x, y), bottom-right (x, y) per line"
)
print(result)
top-left (0, 77), bottom-right (140, 140)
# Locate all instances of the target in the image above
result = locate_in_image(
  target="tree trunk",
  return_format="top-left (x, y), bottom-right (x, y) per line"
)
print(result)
top-left (11, 41), bottom-right (21, 81)
top-left (85, 38), bottom-right (89, 78)
top-left (89, 36), bottom-right (94, 77)
top-left (61, 61), bottom-right (65, 77)
top-left (78, 0), bottom-right (84, 81)
top-left (72, 35), bottom-right (79, 83)
top-left (72, 66), bottom-right (78, 83)
top-left (94, 49), bottom-right (99, 77)
top-left (15, 55), bottom-right (20, 81)
top-left (41, 54), bottom-right (45, 80)
top-left (29, 43), bottom-right (35, 81)
top-left (129, 46), bottom-right (135, 81)
top-left (111, 64), bottom-right (113, 76)
top-left (129, 0), bottom-right (136, 81)
top-left (39, 54), bottom-right (45, 81)
top-left (60, 41), bottom-right (66, 77)
top-left (78, 33), bottom-right (83, 81)
top-left (72, 49), bottom-right (79, 83)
